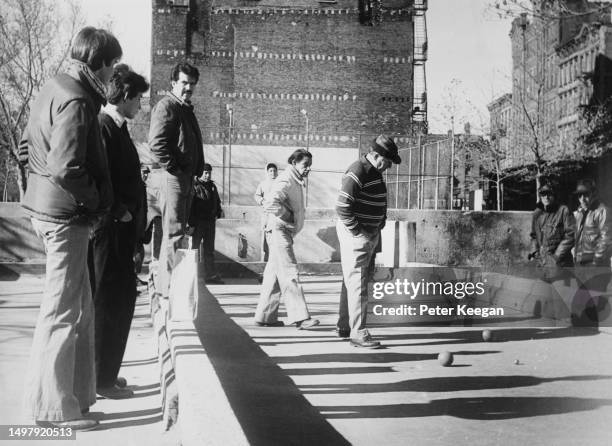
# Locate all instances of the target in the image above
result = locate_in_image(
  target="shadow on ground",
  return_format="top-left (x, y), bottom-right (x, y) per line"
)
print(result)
top-left (194, 283), bottom-right (350, 446)
top-left (300, 374), bottom-right (612, 394)
top-left (319, 396), bottom-right (612, 420)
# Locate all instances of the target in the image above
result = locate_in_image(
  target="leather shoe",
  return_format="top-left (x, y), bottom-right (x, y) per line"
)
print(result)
top-left (335, 327), bottom-right (350, 339)
top-left (255, 321), bottom-right (285, 327)
top-left (37, 419), bottom-right (98, 431)
top-left (115, 376), bottom-right (128, 388)
top-left (350, 331), bottom-right (381, 349)
top-left (297, 318), bottom-right (320, 330)
top-left (97, 385), bottom-right (134, 399)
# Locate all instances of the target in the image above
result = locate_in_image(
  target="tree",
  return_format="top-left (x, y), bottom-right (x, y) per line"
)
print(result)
top-left (0, 0), bottom-right (82, 199)
top-left (487, 0), bottom-right (612, 204)
top-left (491, 0), bottom-right (611, 21)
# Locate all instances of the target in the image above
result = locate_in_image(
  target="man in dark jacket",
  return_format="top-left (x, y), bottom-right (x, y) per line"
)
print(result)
top-left (19, 27), bottom-right (122, 430)
top-left (572, 179), bottom-right (612, 326)
top-left (88, 65), bottom-right (149, 399)
top-left (530, 183), bottom-right (575, 269)
top-left (149, 62), bottom-right (205, 298)
top-left (188, 163), bottom-right (224, 283)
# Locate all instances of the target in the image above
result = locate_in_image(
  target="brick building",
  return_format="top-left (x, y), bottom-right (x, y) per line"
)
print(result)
top-left (487, 92), bottom-right (512, 170)
top-left (557, 22), bottom-right (612, 146)
top-left (149, 0), bottom-right (428, 207)
top-left (489, 0), bottom-right (612, 170)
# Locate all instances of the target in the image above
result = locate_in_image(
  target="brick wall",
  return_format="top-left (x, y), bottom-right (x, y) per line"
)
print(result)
top-left (151, 1), bottom-right (416, 138)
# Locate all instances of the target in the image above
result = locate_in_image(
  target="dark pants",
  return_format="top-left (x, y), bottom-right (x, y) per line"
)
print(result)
top-left (88, 219), bottom-right (138, 387)
top-left (191, 218), bottom-right (218, 279)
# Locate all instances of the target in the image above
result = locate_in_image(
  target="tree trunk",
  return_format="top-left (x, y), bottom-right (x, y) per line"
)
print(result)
top-left (496, 173), bottom-right (502, 211)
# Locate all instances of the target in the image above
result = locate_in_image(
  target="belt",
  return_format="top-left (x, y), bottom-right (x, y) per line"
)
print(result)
top-left (145, 163), bottom-right (162, 170)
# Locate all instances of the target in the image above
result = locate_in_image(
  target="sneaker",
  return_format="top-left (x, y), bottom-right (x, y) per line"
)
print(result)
top-left (97, 385), bottom-right (134, 399)
top-left (115, 376), bottom-right (128, 388)
top-left (335, 327), bottom-right (350, 339)
top-left (255, 320), bottom-right (285, 327)
top-left (37, 419), bottom-right (98, 431)
top-left (350, 331), bottom-right (381, 349)
top-left (296, 318), bottom-right (320, 330)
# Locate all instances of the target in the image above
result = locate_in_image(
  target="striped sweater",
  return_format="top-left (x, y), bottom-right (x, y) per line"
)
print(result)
top-left (336, 155), bottom-right (387, 235)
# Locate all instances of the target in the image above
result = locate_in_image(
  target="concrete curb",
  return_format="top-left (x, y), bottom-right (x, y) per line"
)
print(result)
top-left (151, 252), bottom-right (249, 446)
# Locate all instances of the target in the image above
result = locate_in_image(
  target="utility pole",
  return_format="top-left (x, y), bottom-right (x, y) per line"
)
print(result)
top-left (300, 109), bottom-right (310, 207)
top-left (226, 104), bottom-right (233, 206)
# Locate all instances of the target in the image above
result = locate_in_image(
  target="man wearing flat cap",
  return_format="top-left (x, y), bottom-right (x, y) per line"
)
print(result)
top-left (572, 179), bottom-right (612, 325)
top-left (335, 135), bottom-right (401, 348)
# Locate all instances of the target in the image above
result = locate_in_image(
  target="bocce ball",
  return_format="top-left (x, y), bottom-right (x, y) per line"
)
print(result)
top-left (438, 351), bottom-right (453, 366)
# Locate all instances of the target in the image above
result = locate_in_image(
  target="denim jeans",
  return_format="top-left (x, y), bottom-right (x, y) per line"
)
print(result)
top-left (24, 218), bottom-right (96, 421)
top-left (255, 228), bottom-right (310, 324)
top-left (336, 221), bottom-right (379, 337)
top-left (158, 171), bottom-right (193, 297)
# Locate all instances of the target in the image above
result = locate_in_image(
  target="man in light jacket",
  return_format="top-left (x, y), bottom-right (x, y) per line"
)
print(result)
top-left (572, 179), bottom-right (612, 326)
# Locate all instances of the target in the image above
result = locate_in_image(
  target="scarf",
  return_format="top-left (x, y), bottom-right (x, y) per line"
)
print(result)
top-left (65, 58), bottom-right (108, 104)
top-left (168, 91), bottom-right (194, 110)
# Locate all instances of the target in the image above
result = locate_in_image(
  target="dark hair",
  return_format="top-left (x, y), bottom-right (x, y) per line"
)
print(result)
top-left (71, 27), bottom-right (122, 71)
top-left (107, 64), bottom-right (149, 105)
top-left (203, 163), bottom-right (212, 172)
top-left (287, 149), bottom-right (312, 165)
top-left (266, 163), bottom-right (278, 171)
top-left (171, 62), bottom-right (200, 83)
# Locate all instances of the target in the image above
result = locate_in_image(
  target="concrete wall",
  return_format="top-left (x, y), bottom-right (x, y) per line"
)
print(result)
top-left (203, 144), bottom-right (358, 207)
top-left (0, 204), bottom-right (533, 270)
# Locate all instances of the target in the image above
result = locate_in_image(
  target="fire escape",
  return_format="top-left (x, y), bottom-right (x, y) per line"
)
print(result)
top-left (412, 0), bottom-right (428, 133)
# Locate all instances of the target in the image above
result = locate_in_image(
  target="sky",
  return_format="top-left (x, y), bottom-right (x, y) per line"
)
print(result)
top-left (79, 0), bottom-right (514, 135)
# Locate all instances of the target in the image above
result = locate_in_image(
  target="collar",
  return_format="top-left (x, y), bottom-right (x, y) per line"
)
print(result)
top-left (543, 202), bottom-right (559, 213)
top-left (288, 165), bottom-right (305, 186)
top-left (102, 104), bottom-right (126, 128)
top-left (65, 59), bottom-right (107, 105)
top-left (361, 154), bottom-right (377, 174)
top-left (167, 91), bottom-right (194, 109)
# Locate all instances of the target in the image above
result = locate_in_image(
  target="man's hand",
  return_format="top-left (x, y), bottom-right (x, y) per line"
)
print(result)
top-left (361, 227), bottom-right (378, 239)
top-left (119, 210), bottom-right (133, 222)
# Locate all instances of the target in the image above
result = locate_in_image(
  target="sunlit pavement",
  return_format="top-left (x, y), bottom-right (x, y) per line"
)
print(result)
top-left (2, 270), bottom-right (612, 446)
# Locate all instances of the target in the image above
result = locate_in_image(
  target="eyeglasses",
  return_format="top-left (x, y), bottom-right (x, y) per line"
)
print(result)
top-left (540, 191), bottom-right (553, 197)
top-left (578, 193), bottom-right (591, 198)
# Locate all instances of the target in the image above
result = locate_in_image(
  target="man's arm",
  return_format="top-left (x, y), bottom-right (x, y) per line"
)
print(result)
top-left (594, 206), bottom-right (612, 264)
top-left (335, 170), bottom-right (363, 236)
top-left (254, 182), bottom-right (265, 206)
top-left (554, 206), bottom-right (576, 261)
top-left (47, 99), bottom-right (99, 211)
top-left (263, 177), bottom-right (292, 223)
top-left (148, 100), bottom-right (180, 173)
